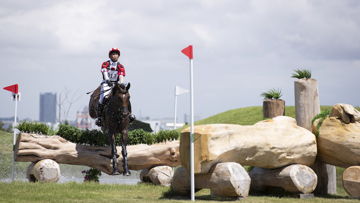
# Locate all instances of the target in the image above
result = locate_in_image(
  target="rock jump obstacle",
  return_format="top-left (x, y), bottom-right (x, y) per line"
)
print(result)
top-left (14, 104), bottom-right (360, 199)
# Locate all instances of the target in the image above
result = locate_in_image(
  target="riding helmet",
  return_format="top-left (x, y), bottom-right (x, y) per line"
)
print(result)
top-left (109, 47), bottom-right (120, 57)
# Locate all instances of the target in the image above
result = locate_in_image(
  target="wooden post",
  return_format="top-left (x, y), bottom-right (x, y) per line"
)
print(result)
top-left (26, 159), bottom-right (60, 183)
top-left (263, 99), bottom-right (285, 119)
top-left (15, 133), bottom-right (181, 175)
top-left (249, 164), bottom-right (317, 194)
top-left (172, 162), bottom-right (251, 198)
top-left (343, 166), bottom-right (360, 197)
top-left (294, 78), bottom-right (336, 195)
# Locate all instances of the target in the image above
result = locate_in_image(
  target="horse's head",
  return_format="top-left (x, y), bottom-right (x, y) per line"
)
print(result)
top-left (112, 83), bottom-right (131, 119)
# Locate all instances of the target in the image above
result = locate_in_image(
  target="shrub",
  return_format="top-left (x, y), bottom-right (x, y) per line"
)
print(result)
top-left (261, 88), bottom-right (282, 100)
top-left (16, 121), bottom-right (56, 135)
top-left (127, 129), bottom-right (149, 145)
top-left (311, 110), bottom-right (331, 137)
top-left (291, 69), bottom-right (311, 79)
top-left (82, 168), bottom-right (101, 182)
top-left (16, 122), bottom-right (180, 146)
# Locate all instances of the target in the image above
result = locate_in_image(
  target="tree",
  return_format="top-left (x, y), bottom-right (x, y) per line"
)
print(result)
top-left (57, 87), bottom-right (82, 123)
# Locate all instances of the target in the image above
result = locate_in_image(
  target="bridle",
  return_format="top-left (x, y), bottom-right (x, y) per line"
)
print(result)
top-left (109, 83), bottom-right (130, 121)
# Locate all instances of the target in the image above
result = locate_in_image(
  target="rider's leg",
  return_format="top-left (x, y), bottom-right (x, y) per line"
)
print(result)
top-left (96, 82), bottom-right (110, 126)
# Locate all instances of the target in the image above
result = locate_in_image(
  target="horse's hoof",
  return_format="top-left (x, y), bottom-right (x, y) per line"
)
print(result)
top-left (112, 170), bottom-right (120, 175)
top-left (123, 171), bottom-right (131, 176)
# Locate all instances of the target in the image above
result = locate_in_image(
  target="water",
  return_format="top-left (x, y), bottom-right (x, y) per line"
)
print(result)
top-left (0, 162), bottom-right (140, 185)
top-left (58, 172), bottom-right (140, 185)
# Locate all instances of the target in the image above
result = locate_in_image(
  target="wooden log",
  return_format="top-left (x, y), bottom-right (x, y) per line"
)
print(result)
top-left (140, 166), bottom-right (174, 186)
top-left (180, 116), bottom-right (317, 174)
top-left (343, 166), bottom-right (360, 197)
top-left (172, 162), bottom-right (251, 197)
top-left (26, 159), bottom-right (60, 183)
top-left (294, 78), bottom-right (336, 195)
top-left (263, 99), bottom-right (285, 119)
top-left (15, 133), bottom-right (180, 175)
top-left (249, 164), bottom-right (317, 194)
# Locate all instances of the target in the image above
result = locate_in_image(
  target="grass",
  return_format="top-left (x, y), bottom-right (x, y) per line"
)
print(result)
top-left (177, 105), bottom-right (337, 132)
top-left (0, 182), bottom-right (358, 203)
top-left (2, 105), bottom-right (360, 202)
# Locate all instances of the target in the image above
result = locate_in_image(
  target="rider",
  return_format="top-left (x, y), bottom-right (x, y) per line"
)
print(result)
top-left (96, 47), bottom-right (135, 126)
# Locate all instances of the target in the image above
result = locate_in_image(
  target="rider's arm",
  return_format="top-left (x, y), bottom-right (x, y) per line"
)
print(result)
top-left (118, 64), bottom-right (125, 83)
top-left (101, 61), bottom-right (110, 81)
top-left (102, 68), bottom-right (110, 81)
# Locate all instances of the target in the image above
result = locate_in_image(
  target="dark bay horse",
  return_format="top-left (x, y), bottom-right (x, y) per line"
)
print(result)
top-left (89, 82), bottom-right (131, 175)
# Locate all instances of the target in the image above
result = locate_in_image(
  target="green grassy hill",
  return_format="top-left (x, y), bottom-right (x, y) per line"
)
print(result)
top-left (178, 105), bottom-right (340, 131)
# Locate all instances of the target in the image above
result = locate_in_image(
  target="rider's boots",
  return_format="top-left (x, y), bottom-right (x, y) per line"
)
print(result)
top-left (128, 101), bottom-right (136, 124)
top-left (95, 103), bottom-right (104, 126)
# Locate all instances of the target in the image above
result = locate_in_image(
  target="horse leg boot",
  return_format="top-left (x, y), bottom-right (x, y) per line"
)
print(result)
top-left (95, 103), bottom-right (104, 126)
top-left (128, 101), bottom-right (136, 124)
top-left (122, 145), bottom-right (131, 176)
top-left (111, 144), bottom-right (120, 175)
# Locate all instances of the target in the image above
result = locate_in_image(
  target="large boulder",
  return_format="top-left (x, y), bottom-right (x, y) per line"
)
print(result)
top-left (180, 116), bottom-right (317, 174)
top-left (314, 103), bottom-right (360, 168)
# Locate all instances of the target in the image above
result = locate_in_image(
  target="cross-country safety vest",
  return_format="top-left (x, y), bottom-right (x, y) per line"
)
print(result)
top-left (101, 60), bottom-right (125, 82)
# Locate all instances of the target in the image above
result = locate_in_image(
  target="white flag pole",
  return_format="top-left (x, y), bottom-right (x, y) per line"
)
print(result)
top-left (173, 86), bottom-right (189, 130)
top-left (12, 94), bottom-right (18, 181)
top-left (189, 58), bottom-right (195, 201)
top-left (173, 89), bottom-right (178, 130)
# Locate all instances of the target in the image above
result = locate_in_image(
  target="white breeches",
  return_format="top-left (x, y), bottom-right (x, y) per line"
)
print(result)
top-left (99, 81), bottom-right (111, 104)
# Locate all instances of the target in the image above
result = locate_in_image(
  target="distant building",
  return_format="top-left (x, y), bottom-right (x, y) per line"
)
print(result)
top-left (39, 93), bottom-right (57, 124)
top-left (75, 106), bottom-right (93, 130)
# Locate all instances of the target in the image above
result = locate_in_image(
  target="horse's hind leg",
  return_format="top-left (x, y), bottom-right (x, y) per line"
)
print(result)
top-left (121, 130), bottom-right (131, 176)
top-left (109, 130), bottom-right (120, 175)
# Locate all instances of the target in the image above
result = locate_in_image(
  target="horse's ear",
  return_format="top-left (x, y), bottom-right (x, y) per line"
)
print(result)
top-left (126, 83), bottom-right (131, 91)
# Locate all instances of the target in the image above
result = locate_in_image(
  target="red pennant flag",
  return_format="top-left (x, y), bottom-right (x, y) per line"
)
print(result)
top-left (181, 45), bottom-right (193, 59)
top-left (3, 84), bottom-right (18, 94)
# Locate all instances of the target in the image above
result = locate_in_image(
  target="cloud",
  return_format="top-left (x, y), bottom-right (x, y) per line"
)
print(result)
top-left (0, 0), bottom-right (359, 122)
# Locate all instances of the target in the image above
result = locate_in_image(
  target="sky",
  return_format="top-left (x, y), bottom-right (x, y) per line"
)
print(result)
top-left (0, 0), bottom-right (359, 123)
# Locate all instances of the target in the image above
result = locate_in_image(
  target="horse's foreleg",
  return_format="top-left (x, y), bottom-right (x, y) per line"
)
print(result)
top-left (109, 130), bottom-right (120, 175)
top-left (121, 129), bottom-right (131, 176)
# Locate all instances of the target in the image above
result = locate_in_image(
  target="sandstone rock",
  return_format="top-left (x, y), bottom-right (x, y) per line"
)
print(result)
top-left (27, 159), bottom-right (60, 183)
top-left (140, 166), bottom-right (174, 186)
top-left (180, 116), bottom-right (317, 174)
top-left (249, 164), bottom-right (317, 194)
top-left (314, 104), bottom-right (360, 168)
top-left (172, 162), bottom-right (250, 197)
top-left (329, 103), bottom-right (360, 124)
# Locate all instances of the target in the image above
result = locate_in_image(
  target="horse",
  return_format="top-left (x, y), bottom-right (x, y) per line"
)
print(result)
top-left (89, 82), bottom-right (131, 176)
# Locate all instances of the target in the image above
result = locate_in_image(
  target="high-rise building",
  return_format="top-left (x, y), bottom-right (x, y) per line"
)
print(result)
top-left (39, 93), bottom-right (57, 123)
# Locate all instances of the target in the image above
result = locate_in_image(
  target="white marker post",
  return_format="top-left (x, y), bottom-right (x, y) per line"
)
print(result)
top-left (3, 84), bottom-right (19, 182)
top-left (173, 86), bottom-right (189, 130)
top-left (181, 45), bottom-right (195, 201)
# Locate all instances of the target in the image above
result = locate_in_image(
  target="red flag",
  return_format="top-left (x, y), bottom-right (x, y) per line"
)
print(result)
top-left (181, 45), bottom-right (193, 59)
top-left (3, 84), bottom-right (18, 94)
